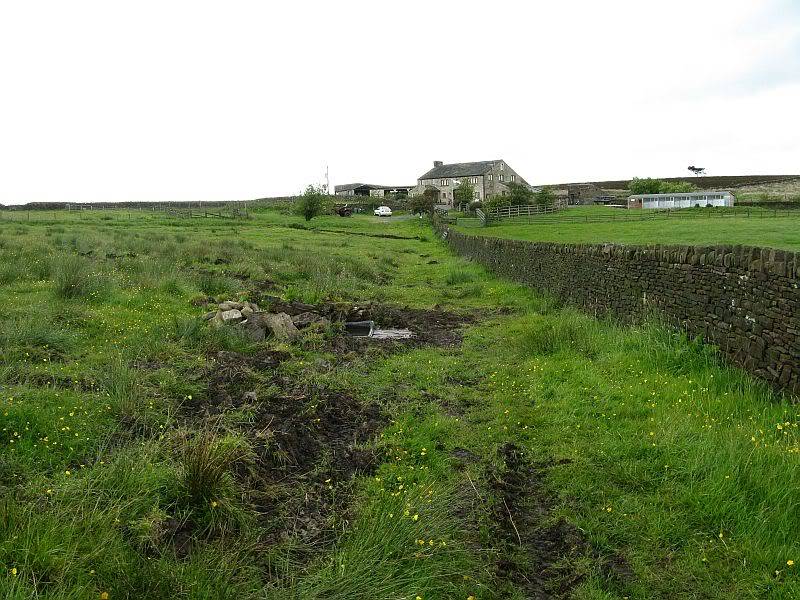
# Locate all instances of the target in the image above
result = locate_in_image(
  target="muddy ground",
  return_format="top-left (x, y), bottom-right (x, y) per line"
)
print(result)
top-left (171, 299), bottom-right (477, 576)
top-left (488, 443), bottom-right (634, 598)
top-left (259, 295), bottom-right (478, 348)
top-left (176, 298), bottom-right (627, 596)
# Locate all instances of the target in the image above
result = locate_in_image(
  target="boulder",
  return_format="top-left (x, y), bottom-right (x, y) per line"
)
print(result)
top-left (220, 309), bottom-right (243, 323)
top-left (262, 312), bottom-right (299, 341)
top-left (241, 318), bottom-right (265, 341)
top-left (241, 305), bottom-right (254, 318)
top-left (219, 301), bottom-right (243, 311)
top-left (201, 311), bottom-right (216, 321)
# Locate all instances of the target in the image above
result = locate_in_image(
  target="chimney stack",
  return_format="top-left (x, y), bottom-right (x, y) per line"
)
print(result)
top-left (434, 160), bottom-right (443, 167)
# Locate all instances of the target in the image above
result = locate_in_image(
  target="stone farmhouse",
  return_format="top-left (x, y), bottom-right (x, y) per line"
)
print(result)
top-left (411, 160), bottom-right (530, 206)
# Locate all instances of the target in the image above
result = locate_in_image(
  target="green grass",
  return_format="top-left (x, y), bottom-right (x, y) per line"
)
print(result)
top-left (457, 205), bottom-right (800, 251)
top-left (0, 207), bottom-right (797, 599)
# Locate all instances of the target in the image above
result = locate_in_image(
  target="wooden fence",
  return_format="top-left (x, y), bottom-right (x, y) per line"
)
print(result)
top-left (494, 206), bottom-right (796, 226)
top-left (474, 198), bottom-right (569, 225)
top-left (462, 205), bottom-right (799, 228)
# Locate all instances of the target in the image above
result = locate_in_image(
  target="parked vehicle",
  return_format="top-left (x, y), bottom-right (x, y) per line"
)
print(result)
top-left (374, 206), bottom-right (392, 217)
top-left (336, 204), bottom-right (353, 217)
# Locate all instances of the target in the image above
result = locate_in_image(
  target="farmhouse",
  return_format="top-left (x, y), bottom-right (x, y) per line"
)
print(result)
top-left (334, 183), bottom-right (414, 198)
top-left (411, 160), bottom-right (529, 206)
top-left (628, 191), bottom-right (735, 210)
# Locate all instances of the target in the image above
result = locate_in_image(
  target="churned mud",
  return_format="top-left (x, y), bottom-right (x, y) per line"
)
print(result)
top-left (487, 443), bottom-right (634, 598)
top-left (165, 297), bottom-right (477, 573)
top-left (490, 443), bottom-right (587, 599)
top-left (176, 338), bottom-right (384, 571)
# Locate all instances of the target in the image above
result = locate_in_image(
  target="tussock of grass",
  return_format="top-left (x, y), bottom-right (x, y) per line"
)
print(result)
top-left (0, 263), bottom-right (24, 286)
top-left (171, 316), bottom-right (248, 352)
top-left (444, 267), bottom-right (477, 285)
top-left (52, 254), bottom-right (111, 300)
top-left (101, 358), bottom-right (145, 423)
top-left (0, 315), bottom-right (77, 360)
top-left (195, 271), bottom-right (237, 297)
top-left (173, 316), bottom-right (204, 343)
top-left (176, 429), bottom-right (251, 507)
top-left (513, 309), bottom-right (603, 358)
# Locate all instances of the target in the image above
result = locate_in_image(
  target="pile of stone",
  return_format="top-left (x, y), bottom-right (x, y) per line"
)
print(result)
top-left (202, 300), bottom-right (330, 342)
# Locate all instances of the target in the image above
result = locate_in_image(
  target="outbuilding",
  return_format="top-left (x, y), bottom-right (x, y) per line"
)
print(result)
top-left (334, 183), bottom-right (414, 198)
top-left (628, 191), bottom-right (735, 209)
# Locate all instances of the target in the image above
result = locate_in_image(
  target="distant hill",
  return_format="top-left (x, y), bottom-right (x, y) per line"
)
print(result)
top-left (542, 175), bottom-right (800, 191)
top-left (0, 197), bottom-right (295, 210)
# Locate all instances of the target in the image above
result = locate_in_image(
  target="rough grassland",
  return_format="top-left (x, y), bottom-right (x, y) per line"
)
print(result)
top-left (457, 206), bottom-right (800, 251)
top-left (0, 209), bottom-right (798, 599)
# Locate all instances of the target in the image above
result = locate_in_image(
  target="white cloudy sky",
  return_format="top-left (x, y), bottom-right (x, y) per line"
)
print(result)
top-left (1, 0), bottom-right (798, 204)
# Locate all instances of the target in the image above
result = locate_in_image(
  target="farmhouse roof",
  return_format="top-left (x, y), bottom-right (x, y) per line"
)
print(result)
top-left (418, 160), bottom-right (501, 180)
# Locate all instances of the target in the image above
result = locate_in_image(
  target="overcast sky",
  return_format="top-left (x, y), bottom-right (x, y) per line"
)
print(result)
top-left (1, 0), bottom-right (798, 204)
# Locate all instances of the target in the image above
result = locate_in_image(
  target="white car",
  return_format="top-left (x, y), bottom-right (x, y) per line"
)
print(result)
top-left (374, 206), bottom-right (392, 217)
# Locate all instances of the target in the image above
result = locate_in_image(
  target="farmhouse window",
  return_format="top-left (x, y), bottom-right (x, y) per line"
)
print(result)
top-left (499, 174), bottom-right (504, 182)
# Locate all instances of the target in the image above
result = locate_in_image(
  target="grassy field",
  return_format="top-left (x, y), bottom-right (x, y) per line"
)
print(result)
top-left (456, 206), bottom-right (800, 251)
top-left (1, 208), bottom-right (798, 599)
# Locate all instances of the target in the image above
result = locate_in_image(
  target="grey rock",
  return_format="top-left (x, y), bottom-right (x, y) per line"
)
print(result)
top-left (218, 301), bottom-right (243, 311)
top-left (220, 309), bottom-right (243, 323)
top-left (243, 391), bottom-right (258, 402)
top-left (241, 318), bottom-right (266, 341)
top-left (241, 306), bottom-right (254, 318)
top-left (263, 312), bottom-right (299, 341)
top-left (201, 311), bottom-right (216, 321)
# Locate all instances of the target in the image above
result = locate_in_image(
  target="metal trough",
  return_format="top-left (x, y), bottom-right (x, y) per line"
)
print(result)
top-left (344, 320), bottom-right (415, 340)
top-left (344, 320), bottom-right (375, 337)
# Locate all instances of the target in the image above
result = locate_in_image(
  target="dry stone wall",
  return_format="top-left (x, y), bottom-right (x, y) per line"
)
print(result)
top-left (438, 224), bottom-right (800, 396)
